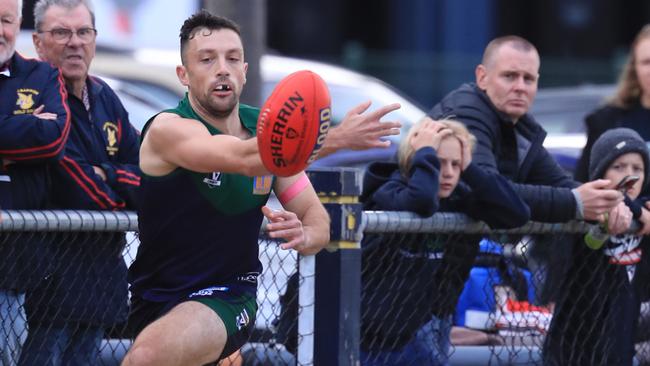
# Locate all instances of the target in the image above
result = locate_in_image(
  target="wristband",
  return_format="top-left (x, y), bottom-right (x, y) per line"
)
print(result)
top-left (278, 174), bottom-right (310, 205)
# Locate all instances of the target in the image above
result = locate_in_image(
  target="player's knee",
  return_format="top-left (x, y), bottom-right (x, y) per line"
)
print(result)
top-left (122, 343), bottom-right (160, 366)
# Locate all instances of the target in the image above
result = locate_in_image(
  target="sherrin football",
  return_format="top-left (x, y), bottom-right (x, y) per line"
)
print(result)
top-left (257, 70), bottom-right (331, 177)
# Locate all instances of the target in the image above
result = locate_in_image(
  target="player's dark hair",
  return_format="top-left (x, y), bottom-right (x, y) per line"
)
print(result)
top-left (179, 10), bottom-right (241, 64)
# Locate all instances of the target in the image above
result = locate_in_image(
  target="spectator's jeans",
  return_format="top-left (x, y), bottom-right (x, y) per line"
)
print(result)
top-left (18, 324), bottom-right (102, 366)
top-left (0, 290), bottom-right (26, 366)
top-left (361, 315), bottom-right (453, 366)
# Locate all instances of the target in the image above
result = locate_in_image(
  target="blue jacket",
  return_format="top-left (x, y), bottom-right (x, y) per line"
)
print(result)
top-left (25, 76), bottom-right (140, 327)
top-left (360, 147), bottom-right (530, 350)
top-left (0, 53), bottom-right (70, 291)
top-left (429, 83), bottom-right (578, 222)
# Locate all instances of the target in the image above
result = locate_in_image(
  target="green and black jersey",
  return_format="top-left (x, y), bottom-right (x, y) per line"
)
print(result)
top-left (128, 95), bottom-right (274, 301)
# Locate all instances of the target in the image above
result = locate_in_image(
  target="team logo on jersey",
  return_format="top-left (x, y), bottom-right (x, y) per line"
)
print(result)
top-left (253, 175), bottom-right (272, 195)
top-left (236, 272), bottom-right (259, 284)
top-left (203, 172), bottom-right (222, 188)
top-left (103, 122), bottom-right (119, 156)
top-left (236, 308), bottom-right (250, 330)
top-left (14, 89), bottom-right (39, 114)
top-left (188, 286), bottom-right (229, 298)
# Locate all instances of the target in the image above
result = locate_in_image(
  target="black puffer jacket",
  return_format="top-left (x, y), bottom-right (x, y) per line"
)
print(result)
top-left (429, 83), bottom-right (578, 222)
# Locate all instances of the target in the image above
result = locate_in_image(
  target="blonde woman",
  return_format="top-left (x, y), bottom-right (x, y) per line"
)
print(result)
top-left (575, 24), bottom-right (650, 183)
top-left (359, 118), bottom-right (529, 365)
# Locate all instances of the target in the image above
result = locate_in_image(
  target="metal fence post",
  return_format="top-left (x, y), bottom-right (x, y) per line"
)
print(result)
top-left (305, 167), bottom-right (362, 366)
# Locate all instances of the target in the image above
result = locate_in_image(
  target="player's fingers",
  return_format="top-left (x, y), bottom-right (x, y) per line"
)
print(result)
top-left (261, 206), bottom-right (275, 219)
top-left (280, 238), bottom-right (303, 250)
top-left (382, 127), bottom-right (401, 136)
top-left (267, 219), bottom-right (301, 232)
top-left (32, 105), bottom-right (44, 114)
top-left (368, 140), bottom-right (391, 148)
top-left (366, 103), bottom-right (401, 120)
top-left (270, 228), bottom-right (300, 239)
top-left (270, 210), bottom-right (298, 223)
top-left (345, 100), bottom-right (372, 117)
top-left (262, 207), bottom-right (287, 225)
top-left (374, 121), bottom-right (402, 132)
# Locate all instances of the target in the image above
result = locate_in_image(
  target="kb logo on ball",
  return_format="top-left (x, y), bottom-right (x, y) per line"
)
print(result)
top-left (306, 107), bottom-right (331, 164)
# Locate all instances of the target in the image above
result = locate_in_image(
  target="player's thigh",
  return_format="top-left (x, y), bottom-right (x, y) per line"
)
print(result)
top-left (135, 300), bottom-right (227, 364)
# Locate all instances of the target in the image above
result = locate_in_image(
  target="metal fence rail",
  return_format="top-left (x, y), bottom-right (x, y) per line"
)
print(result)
top-left (0, 210), bottom-right (138, 232)
top-left (363, 211), bottom-right (592, 234)
top-left (1, 210), bottom-right (648, 366)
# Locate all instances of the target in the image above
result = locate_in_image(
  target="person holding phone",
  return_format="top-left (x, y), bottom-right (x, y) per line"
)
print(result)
top-left (544, 128), bottom-right (650, 366)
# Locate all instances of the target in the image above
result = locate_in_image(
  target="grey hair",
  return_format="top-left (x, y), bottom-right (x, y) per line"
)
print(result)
top-left (33, 0), bottom-right (95, 31)
top-left (17, 0), bottom-right (23, 18)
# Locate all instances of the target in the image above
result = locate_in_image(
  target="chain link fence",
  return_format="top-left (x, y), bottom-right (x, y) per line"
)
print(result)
top-left (360, 211), bottom-right (650, 366)
top-left (1, 210), bottom-right (649, 365)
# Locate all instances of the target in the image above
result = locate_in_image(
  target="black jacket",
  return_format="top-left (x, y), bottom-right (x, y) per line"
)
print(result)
top-left (429, 83), bottom-right (578, 222)
top-left (360, 147), bottom-right (529, 351)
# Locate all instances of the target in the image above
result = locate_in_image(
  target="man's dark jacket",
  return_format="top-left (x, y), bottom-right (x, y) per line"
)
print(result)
top-left (429, 83), bottom-right (578, 222)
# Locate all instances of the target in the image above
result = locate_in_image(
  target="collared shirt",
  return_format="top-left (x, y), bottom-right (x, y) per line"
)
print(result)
top-left (0, 61), bottom-right (10, 77)
top-left (81, 83), bottom-right (90, 112)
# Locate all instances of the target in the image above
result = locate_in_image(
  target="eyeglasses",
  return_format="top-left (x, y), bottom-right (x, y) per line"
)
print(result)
top-left (38, 27), bottom-right (97, 44)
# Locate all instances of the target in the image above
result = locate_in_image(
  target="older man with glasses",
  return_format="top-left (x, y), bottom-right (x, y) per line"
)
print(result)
top-left (18, 0), bottom-right (141, 364)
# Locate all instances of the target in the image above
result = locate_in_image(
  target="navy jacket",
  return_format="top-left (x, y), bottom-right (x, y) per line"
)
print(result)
top-left (360, 147), bottom-right (529, 350)
top-left (0, 52), bottom-right (70, 209)
top-left (50, 76), bottom-right (140, 210)
top-left (0, 53), bottom-right (70, 290)
top-left (429, 83), bottom-right (578, 222)
top-left (26, 76), bottom-right (140, 327)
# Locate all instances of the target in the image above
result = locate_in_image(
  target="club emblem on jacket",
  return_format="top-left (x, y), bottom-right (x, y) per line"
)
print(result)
top-left (15, 89), bottom-right (38, 111)
top-left (103, 122), bottom-right (119, 155)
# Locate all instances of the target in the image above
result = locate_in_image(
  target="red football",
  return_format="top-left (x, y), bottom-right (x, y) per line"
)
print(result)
top-left (257, 70), bottom-right (332, 177)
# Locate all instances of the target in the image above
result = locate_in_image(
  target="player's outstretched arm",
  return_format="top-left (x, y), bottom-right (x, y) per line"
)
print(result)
top-left (140, 113), bottom-right (269, 177)
top-left (265, 173), bottom-right (330, 255)
top-left (317, 101), bottom-right (402, 157)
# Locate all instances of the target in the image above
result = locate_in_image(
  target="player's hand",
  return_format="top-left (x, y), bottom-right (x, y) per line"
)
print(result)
top-left (262, 206), bottom-right (306, 251)
top-left (33, 105), bottom-right (57, 120)
top-left (575, 179), bottom-right (624, 221)
top-left (327, 101), bottom-right (401, 151)
top-left (606, 201), bottom-right (633, 235)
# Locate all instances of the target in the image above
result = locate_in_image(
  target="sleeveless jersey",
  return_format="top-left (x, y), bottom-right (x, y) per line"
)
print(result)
top-left (128, 96), bottom-right (274, 301)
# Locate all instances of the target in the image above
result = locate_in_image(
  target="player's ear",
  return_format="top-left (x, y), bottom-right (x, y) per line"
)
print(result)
top-left (176, 65), bottom-right (189, 87)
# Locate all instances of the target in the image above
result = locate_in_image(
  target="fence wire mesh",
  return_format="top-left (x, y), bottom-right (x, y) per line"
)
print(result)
top-left (1, 210), bottom-right (649, 365)
top-left (360, 212), bottom-right (650, 366)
